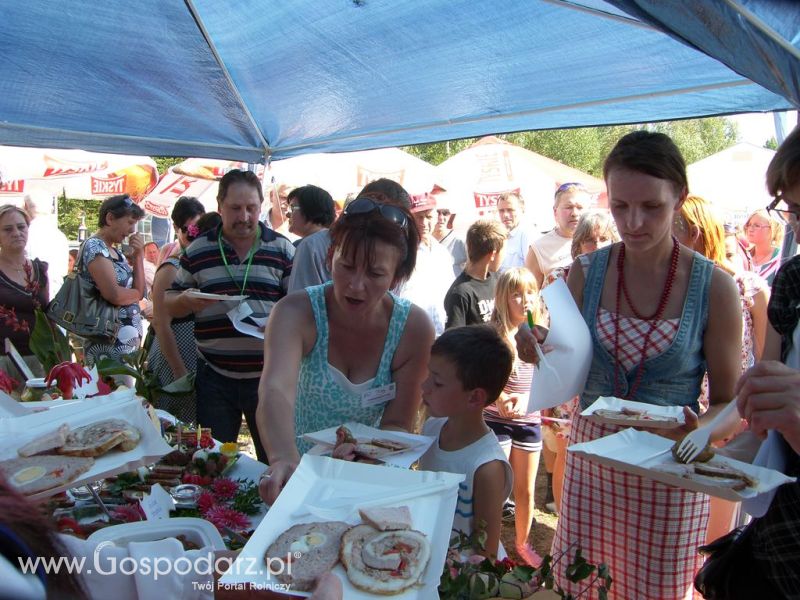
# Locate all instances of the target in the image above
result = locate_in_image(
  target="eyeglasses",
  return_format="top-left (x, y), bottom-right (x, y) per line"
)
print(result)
top-left (744, 223), bottom-right (771, 230)
top-left (287, 204), bottom-right (301, 216)
top-left (767, 197), bottom-right (800, 224)
top-left (342, 196), bottom-right (409, 230)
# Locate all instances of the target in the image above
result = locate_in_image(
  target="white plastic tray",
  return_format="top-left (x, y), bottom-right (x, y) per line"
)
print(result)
top-left (581, 396), bottom-right (685, 430)
top-left (0, 390), bottom-right (172, 499)
top-left (87, 517), bottom-right (226, 550)
top-left (220, 454), bottom-right (464, 597)
top-left (568, 428), bottom-right (796, 501)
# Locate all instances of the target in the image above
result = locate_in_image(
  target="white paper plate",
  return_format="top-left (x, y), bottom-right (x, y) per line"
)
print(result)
top-left (220, 454), bottom-right (463, 597)
top-left (568, 428), bottom-right (796, 501)
top-left (87, 517), bottom-right (226, 550)
top-left (185, 290), bottom-right (248, 301)
top-left (581, 396), bottom-right (685, 430)
top-left (0, 390), bottom-right (172, 499)
top-left (302, 422), bottom-right (434, 468)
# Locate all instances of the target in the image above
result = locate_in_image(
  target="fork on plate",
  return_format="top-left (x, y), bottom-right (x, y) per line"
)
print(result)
top-left (674, 398), bottom-right (739, 463)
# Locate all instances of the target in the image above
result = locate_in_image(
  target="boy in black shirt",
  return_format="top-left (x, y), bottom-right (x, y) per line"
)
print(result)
top-left (444, 219), bottom-right (507, 328)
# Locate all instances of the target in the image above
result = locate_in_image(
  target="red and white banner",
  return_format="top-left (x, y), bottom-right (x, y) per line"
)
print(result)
top-left (0, 146), bottom-right (158, 204)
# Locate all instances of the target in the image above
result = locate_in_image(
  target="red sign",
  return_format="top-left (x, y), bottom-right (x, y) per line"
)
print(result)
top-left (91, 174), bottom-right (126, 196)
top-left (143, 200), bottom-right (169, 218)
top-left (163, 175), bottom-right (198, 197)
top-left (473, 187), bottom-right (519, 209)
top-left (0, 179), bottom-right (24, 194)
top-left (44, 159), bottom-right (109, 177)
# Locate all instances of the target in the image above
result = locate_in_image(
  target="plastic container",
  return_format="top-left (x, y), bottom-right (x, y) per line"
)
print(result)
top-left (86, 517), bottom-right (226, 550)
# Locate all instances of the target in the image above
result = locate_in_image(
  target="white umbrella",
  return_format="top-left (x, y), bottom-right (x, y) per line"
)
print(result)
top-left (687, 142), bottom-right (776, 224)
top-left (435, 136), bottom-right (606, 229)
top-left (0, 146), bottom-right (158, 205)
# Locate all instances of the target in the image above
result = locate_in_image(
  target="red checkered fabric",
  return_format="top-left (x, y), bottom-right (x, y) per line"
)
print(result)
top-left (596, 308), bottom-right (680, 371)
top-left (552, 415), bottom-right (708, 600)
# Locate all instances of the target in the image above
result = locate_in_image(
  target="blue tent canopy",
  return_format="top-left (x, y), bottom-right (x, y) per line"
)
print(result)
top-left (0, 1), bottom-right (797, 162)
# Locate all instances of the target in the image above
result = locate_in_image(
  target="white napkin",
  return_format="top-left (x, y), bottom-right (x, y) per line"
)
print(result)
top-left (526, 278), bottom-right (592, 411)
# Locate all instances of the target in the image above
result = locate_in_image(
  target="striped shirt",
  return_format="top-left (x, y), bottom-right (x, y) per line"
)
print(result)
top-left (171, 222), bottom-right (294, 378)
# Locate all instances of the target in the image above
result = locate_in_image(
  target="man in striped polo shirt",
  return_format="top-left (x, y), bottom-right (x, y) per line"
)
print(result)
top-left (165, 169), bottom-right (294, 463)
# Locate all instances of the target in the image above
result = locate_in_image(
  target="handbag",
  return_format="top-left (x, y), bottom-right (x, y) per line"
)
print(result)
top-left (694, 524), bottom-right (779, 599)
top-left (46, 240), bottom-right (121, 342)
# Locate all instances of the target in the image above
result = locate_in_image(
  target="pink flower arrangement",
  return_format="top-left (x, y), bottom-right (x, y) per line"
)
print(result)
top-left (197, 490), bottom-right (217, 513)
top-left (211, 477), bottom-right (239, 500)
top-left (203, 505), bottom-right (250, 533)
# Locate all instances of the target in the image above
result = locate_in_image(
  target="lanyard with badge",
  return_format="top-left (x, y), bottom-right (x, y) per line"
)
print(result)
top-left (218, 231), bottom-right (259, 323)
top-left (218, 231), bottom-right (260, 295)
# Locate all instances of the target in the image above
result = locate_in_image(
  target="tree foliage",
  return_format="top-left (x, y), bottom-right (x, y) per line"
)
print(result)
top-left (152, 156), bottom-right (185, 175)
top-left (57, 197), bottom-right (100, 241)
top-left (404, 117), bottom-right (739, 176)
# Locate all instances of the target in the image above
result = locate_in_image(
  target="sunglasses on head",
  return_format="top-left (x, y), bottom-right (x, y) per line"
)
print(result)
top-left (555, 182), bottom-right (587, 195)
top-left (343, 196), bottom-right (409, 230)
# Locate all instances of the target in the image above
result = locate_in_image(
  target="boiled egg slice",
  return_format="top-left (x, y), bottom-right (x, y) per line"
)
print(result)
top-left (13, 466), bottom-right (46, 486)
top-left (290, 532), bottom-right (327, 554)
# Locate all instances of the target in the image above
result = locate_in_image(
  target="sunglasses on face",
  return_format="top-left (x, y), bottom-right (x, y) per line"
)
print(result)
top-left (343, 197), bottom-right (409, 230)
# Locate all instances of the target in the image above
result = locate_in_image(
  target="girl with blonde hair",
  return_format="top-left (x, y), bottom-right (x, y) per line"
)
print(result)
top-left (485, 267), bottom-right (544, 565)
top-left (674, 194), bottom-right (770, 547)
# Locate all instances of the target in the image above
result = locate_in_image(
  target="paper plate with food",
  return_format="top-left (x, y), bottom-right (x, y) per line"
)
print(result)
top-left (184, 289), bottom-right (248, 302)
top-left (219, 454), bottom-right (463, 597)
top-left (0, 393), bottom-right (171, 499)
top-left (568, 428), bottom-right (795, 501)
top-left (581, 396), bottom-right (685, 429)
top-left (302, 423), bottom-right (434, 468)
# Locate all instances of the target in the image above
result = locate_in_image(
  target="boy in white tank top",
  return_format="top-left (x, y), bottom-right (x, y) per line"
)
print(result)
top-left (418, 325), bottom-right (514, 558)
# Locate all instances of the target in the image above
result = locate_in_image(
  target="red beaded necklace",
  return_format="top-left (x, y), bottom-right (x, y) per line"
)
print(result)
top-left (613, 236), bottom-right (681, 399)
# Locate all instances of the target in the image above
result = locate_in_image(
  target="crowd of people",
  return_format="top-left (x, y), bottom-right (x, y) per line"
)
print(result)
top-left (1, 125), bottom-right (800, 599)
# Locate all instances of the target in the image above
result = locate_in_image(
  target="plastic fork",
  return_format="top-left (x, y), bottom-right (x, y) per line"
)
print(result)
top-left (674, 399), bottom-right (740, 463)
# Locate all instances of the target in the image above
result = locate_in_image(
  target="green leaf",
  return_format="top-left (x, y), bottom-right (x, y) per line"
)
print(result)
top-left (159, 372), bottom-right (195, 396)
top-left (95, 357), bottom-right (143, 381)
top-left (29, 308), bottom-right (72, 373)
top-left (565, 562), bottom-right (595, 583)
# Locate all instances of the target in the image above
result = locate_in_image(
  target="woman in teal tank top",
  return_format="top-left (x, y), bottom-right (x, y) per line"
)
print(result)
top-left (256, 197), bottom-right (435, 505)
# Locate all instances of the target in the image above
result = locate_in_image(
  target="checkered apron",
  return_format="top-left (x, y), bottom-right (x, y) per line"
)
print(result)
top-left (551, 312), bottom-right (708, 600)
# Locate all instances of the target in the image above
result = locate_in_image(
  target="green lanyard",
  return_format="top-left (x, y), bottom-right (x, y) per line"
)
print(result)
top-left (218, 231), bottom-right (260, 294)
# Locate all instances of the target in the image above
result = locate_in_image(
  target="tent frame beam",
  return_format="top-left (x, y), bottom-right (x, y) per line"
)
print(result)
top-left (184, 0), bottom-right (271, 161)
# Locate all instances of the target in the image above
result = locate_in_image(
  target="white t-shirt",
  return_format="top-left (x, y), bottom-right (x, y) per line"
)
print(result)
top-left (26, 215), bottom-right (69, 300)
top-left (529, 229), bottom-right (572, 276)
top-left (419, 417), bottom-right (512, 538)
top-left (396, 240), bottom-right (455, 337)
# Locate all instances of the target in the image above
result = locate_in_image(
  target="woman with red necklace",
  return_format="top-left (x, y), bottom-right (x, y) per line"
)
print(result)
top-left (527, 131), bottom-right (743, 599)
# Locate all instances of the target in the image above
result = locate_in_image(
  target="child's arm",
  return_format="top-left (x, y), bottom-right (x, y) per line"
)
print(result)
top-left (472, 460), bottom-right (509, 558)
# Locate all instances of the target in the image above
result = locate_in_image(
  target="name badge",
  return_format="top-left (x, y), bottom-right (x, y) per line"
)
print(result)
top-left (361, 383), bottom-right (396, 408)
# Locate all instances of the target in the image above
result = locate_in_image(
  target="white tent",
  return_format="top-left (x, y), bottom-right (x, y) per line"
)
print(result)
top-left (687, 142), bottom-right (776, 224)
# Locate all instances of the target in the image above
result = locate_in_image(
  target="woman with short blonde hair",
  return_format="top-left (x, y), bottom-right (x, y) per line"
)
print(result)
top-left (744, 208), bottom-right (783, 285)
